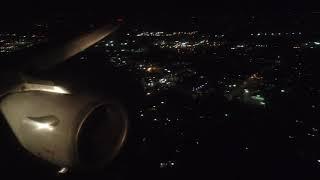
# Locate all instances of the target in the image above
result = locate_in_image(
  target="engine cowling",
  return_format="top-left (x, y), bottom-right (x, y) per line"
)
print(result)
top-left (0, 83), bottom-right (128, 169)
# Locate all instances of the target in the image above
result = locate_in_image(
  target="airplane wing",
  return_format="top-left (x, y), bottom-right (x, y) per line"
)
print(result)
top-left (1, 22), bottom-right (119, 72)
top-left (0, 21), bottom-right (120, 97)
top-left (28, 24), bottom-right (119, 71)
top-left (0, 22), bottom-right (128, 169)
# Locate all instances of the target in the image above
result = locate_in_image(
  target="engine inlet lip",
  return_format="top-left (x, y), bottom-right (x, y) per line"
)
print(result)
top-left (74, 101), bottom-right (128, 169)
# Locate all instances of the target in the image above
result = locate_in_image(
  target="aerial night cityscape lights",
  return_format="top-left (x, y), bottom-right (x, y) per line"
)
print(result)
top-left (71, 19), bottom-right (319, 176)
top-left (76, 18), bottom-right (320, 170)
top-left (1, 9), bottom-right (320, 179)
top-left (0, 33), bottom-right (47, 53)
top-left (0, 23), bottom-right (48, 54)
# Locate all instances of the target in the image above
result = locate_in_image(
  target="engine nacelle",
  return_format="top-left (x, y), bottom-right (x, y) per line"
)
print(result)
top-left (0, 84), bottom-right (128, 169)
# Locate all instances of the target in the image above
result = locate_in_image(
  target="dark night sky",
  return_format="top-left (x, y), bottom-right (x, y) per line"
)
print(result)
top-left (1, 0), bottom-right (319, 33)
top-left (1, 0), bottom-right (319, 18)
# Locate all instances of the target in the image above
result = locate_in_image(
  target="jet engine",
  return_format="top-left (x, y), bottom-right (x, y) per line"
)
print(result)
top-left (0, 82), bottom-right (128, 170)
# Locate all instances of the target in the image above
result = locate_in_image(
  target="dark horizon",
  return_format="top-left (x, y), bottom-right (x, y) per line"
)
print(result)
top-left (1, 0), bottom-right (319, 20)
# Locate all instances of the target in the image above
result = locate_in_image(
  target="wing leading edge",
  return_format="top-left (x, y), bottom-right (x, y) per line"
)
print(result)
top-left (29, 24), bottom-right (119, 71)
top-left (0, 22), bottom-right (120, 97)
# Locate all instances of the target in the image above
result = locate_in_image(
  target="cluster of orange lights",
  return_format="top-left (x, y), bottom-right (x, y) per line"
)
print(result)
top-left (249, 73), bottom-right (263, 80)
top-left (146, 66), bottom-right (160, 73)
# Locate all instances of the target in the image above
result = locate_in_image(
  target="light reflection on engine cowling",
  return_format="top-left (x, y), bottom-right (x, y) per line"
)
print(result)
top-left (0, 88), bottom-right (128, 169)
